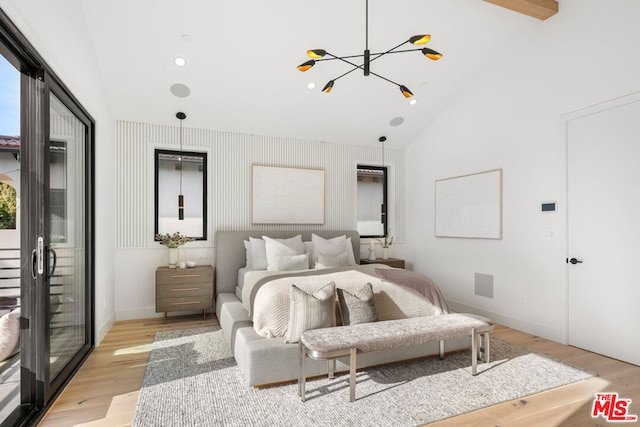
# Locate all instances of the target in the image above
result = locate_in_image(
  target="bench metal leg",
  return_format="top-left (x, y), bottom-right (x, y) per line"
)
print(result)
top-left (478, 332), bottom-right (490, 363)
top-left (328, 359), bottom-right (335, 379)
top-left (439, 340), bottom-right (445, 360)
top-left (299, 343), bottom-right (306, 401)
top-left (471, 330), bottom-right (478, 375)
top-left (471, 330), bottom-right (491, 375)
top-left (349, 348), bottom-right (357, 402)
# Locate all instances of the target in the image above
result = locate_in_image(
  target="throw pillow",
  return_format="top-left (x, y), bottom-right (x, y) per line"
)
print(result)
top-left (263, 235), bottom-right (306, 271)
top-left (285, 282), bottom-right (336, 343)
top-left (0, 308), bottom-right (20, 361)
top-left (243, 240), bottom-right (253, 269)
top-left (267, 253), bottom-right (310, 272)
top-left (337, 283), bottom-right (379, 326)
top-left (311, 233), bottom-right (358, 267)
top-left (249, 237), bottom-right (267, 270)
top-left (316, 252), bottom-right (349, 269)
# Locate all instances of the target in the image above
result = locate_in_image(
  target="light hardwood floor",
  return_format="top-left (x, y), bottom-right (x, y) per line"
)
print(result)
top-left (39, 315), bottom-right (639, 426)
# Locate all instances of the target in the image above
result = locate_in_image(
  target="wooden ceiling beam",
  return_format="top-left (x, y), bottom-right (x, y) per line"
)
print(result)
top-left (483, 0), bottom-right (558, 20)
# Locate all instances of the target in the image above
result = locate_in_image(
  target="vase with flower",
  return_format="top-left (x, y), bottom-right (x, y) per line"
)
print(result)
top-left (376, 234), bottom-right (394, 259)
top-left (155, 232), bottom-right (194, 268)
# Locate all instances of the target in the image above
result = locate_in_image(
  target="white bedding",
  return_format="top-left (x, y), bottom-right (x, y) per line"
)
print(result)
top-left (241, 264), bottom-right (441, 339)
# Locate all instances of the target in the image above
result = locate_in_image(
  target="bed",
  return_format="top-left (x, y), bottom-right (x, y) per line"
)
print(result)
top-left (214, 229), bottom-right (467, 387)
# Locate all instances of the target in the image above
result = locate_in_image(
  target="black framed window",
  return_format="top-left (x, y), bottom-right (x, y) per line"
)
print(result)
top-left (357, 165), bottom-right (388, 238)
top-left (154, 149), bottom-right (207, 240)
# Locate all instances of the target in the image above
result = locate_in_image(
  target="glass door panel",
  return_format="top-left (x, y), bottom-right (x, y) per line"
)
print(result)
top-left (47, 94), bottom-right (87, 381)
top-left (0, 47), bottom-right (22, 426)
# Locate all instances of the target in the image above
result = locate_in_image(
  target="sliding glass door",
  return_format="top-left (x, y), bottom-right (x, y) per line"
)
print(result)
top-left (44, 91), bottom-right (92, 401)
top-left (1, 7), bottom-right (94, 426)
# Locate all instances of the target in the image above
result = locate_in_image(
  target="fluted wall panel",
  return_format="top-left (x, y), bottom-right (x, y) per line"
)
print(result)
top-left (115, 121), bottom-right (405, 248)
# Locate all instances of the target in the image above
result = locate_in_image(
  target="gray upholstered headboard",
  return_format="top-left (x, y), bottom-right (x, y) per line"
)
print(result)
top-left (214, 230), bottom-right (361, 296)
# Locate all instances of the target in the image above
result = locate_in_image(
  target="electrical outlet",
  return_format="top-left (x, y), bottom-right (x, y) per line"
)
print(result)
top-left (198, 251), bottom-right (207, 259)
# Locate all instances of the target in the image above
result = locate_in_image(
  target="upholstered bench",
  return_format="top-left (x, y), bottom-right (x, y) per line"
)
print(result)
top-left (298, 313), bottom-right (493, 402)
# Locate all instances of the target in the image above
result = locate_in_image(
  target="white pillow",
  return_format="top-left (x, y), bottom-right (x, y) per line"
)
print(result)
top-left (303, 241), bottom-right (314, 268)
top-left (0, 308), bottom-right (20, 361)
top-left (243, 240), bottom-right (253, 269)
top-left (263, 235), bottom-right (305, 271)
top-left (316, 252), bottom-right (349, 269)
top-left (249, 237), bottom-right (267, 270)
top-left (267, 253), bottom-right (310, 271)
top-left (311, 234), bottom-right (357, 267)
top-left (344, 237), bottom-right (357, 265)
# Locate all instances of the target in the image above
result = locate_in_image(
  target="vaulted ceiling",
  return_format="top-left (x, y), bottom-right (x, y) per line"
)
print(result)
top-left (81, 0), bottom-right (557, 148)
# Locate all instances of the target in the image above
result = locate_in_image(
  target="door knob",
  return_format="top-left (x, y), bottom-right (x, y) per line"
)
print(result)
top-left (567, 257), bottom-right (583, 264)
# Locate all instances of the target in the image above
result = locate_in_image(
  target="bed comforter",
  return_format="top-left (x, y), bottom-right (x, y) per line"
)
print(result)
top-left (241, 264), bottom-right (449, 339)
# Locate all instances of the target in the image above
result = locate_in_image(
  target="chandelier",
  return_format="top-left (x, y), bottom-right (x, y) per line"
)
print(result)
top-left (297, 0), bottom-right (443, 98)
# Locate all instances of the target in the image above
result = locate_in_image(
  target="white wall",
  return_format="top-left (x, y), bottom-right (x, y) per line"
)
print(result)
top-left (406, 0), bottom-right (640, 343)
top-left (0, 0), bottom-right (116, 344)
top-left (114, 121), bottom-right (406, 320)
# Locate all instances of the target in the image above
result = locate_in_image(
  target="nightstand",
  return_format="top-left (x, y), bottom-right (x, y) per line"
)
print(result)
top-left (360, 258), bottom-right (405, 269)
top-left (156, 265), bottom-right (214, 320)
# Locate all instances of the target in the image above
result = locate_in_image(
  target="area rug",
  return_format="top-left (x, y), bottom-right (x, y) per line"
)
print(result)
top-left (132, 327), bottom-right (594, 427)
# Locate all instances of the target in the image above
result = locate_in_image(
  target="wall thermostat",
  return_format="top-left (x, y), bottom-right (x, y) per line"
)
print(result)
top-left (541, 201), bottom-right (557, 212)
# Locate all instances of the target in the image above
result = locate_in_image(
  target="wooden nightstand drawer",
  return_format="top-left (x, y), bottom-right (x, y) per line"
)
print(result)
top-left (155, 265), bottom-right (214, 320)
top-left (156, 266), bottom-right (213, 285)
top-left (156, 283), bottom-right (213, 298)
top-left (156, 296), bottom-right (212, 313)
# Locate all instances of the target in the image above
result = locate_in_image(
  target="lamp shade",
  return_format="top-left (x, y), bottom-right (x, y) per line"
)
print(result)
top-left (307, 49), bottom-right (327, 59)
top-left (409, 34), bottom-right (431, 45)
top-left (399, 85), bottom-right (414, 98)
top-left (322, 80), bottom-right (335, 93)
top-left (178, 194), bottom-right (184, 220)
top-left (422, 48), bottom-right (443, 60)
top-left (297, 60), bottom-right (316, 72)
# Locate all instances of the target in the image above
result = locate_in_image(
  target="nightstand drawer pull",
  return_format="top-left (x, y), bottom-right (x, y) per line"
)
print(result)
top-left (171, 274), bottom-right (200, 278)
top-left (170, 287), bottom-right (200, 292)
top-left (170, 301), bottom-right (199, 306)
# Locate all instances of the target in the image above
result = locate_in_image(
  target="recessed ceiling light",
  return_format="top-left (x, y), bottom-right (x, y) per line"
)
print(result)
top-left (170, 83), bottom-right (191, 98)
top-left (174, 57), bottom-right (187, 67)
top-left (390, 117), bottom-right (405, 127)
top-left (180, 34), bottom-right (191, 42)
top-left (409, 99), bottom-right (418, 106)
top-left (307, 82), bottom-right (316, 90)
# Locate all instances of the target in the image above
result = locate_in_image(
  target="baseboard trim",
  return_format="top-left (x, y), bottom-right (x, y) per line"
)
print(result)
top-left (447, 300), bottom-right (567, 344)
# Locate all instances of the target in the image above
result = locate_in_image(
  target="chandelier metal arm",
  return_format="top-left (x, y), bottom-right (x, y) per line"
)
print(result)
top-left (314, 46), bottom-right (424, 63)
top-left (366, 70), bottom-right (403, 88)
top-left (324, 52), bottom-right (404, 88)
top-left (326, 52), bottom-right (367, 74)
top-left (368, 40), bottom-right (411, 64)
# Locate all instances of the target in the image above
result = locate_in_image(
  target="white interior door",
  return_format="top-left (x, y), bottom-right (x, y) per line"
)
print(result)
top-left (567, 99), bottom-right (640, 366)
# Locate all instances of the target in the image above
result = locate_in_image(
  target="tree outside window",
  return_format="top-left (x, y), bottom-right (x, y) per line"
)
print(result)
top-left (0, 181), bottom-right (16, 229)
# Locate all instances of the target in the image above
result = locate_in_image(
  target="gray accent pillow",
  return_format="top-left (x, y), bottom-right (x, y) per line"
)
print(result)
top-left (337, 282), bottom-right (379, 326)
top-left (285, 282), bottom-right (336, 343)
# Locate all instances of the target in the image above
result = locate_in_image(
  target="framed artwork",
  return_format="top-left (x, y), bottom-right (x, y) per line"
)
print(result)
top-left (252, 165), bottom-right (325, 224)
top-left (435, 169), bottom-right (503, 239)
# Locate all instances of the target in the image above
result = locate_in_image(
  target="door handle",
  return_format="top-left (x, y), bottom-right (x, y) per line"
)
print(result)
top-left (47, 248), bottom-right (58, 280)
top-left (31, 249), bottom-right (37, 279)
top-left (567, 257), bottom-right (583, 265)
